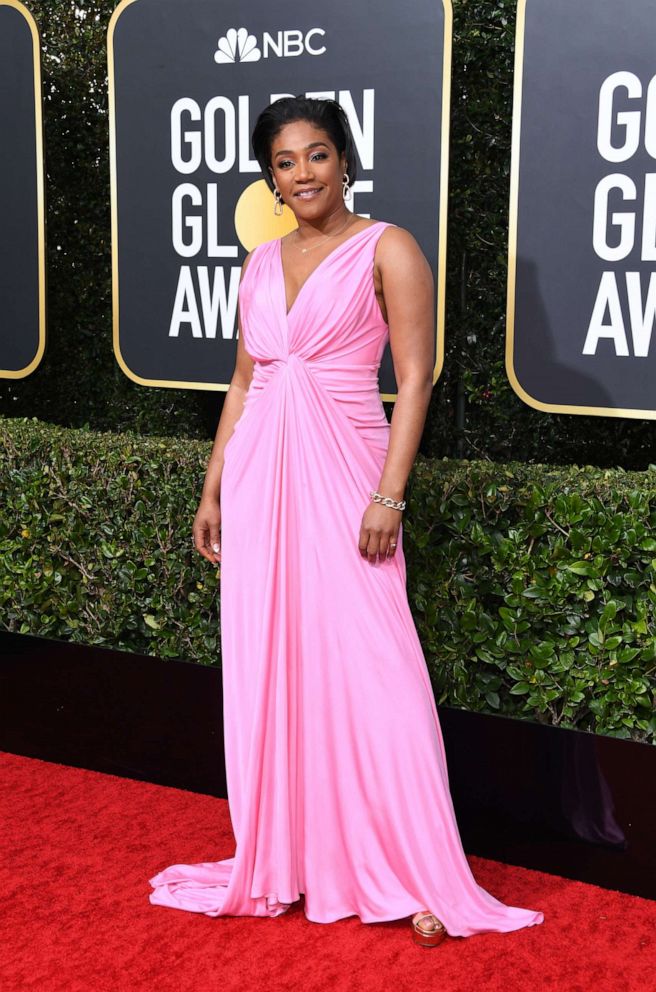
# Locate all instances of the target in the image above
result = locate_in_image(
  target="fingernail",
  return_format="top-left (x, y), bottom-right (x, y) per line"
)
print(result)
top-left (212, 544), bottom-right (220, 552)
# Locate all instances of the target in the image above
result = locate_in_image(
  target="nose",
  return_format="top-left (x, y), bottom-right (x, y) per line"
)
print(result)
top-left (294, 157), bottom-right (315, 182)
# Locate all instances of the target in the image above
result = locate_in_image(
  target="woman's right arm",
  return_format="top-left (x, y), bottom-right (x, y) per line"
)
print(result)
top-left (192, 251), bottom-right (255, 564)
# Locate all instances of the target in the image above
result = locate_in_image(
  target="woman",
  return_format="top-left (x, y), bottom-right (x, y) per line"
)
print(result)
top-left (149, 96), bottom-right (544, 946)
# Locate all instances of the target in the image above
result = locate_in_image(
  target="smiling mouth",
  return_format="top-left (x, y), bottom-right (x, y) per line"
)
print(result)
top-left (294, 187), bottom-right (323, 199)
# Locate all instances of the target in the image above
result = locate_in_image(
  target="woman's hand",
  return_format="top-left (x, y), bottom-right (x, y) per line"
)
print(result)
top-left (358, 502), bottom-right (401, 563)
top-left (192, 494), bottom-right (222, 565)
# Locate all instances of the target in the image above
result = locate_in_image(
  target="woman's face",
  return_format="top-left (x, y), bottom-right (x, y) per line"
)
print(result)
top-left (268, 119), bottom-right (347, 221)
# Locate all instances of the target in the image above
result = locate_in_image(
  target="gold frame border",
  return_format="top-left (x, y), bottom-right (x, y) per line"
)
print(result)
top-left (108, 0), bottom-right (452, 397)
top-left (0, 0), bottom-right (46, 380)
top-left (506, 0), bottom-right (656, 420)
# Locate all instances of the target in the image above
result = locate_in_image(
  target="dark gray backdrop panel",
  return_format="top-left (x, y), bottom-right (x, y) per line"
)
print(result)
top-left (0, 2), bottom-right (43, 376)
top-left (110, 0), bottom-right (448, 395)
top-left (509, 0), bottom-right (656, 416)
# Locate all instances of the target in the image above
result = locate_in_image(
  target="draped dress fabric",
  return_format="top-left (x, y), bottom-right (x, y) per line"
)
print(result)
top-left (148, 220), bottom-right (545, 937)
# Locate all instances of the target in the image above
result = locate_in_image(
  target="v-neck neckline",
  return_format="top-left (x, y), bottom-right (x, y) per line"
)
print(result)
top-left (278, 220), bottom-right (384, 319)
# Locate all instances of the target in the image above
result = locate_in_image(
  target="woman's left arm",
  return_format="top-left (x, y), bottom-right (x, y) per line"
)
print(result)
top-left (358, 227), bottom-right (435, 563)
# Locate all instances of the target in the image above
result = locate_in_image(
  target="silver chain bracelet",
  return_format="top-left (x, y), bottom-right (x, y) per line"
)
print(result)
top-left (369, 490), bottom-right (406, 511)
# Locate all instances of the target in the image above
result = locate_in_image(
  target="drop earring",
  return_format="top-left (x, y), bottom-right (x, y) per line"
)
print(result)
top-left (273, 187), bottom-right (284, 216)
top-left (342, 173), bottom-right (352, 201)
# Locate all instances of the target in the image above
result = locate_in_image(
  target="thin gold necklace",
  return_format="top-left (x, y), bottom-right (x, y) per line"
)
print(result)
top-left (292, 214), bottom-right (356, 255)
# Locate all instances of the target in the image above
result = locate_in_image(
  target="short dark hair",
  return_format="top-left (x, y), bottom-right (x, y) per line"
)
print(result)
top-left (251, 95), bottom-right (358, 193)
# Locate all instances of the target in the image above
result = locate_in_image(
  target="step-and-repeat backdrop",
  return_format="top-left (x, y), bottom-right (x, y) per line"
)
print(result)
top-left (0, 0), bottom-right (45, 380)
top-left (3, 0), bottom-right (654, 419)
top-left (108, 0), bottom-right (451, 398)
top-left (508, 0), bottom-right (656, 419)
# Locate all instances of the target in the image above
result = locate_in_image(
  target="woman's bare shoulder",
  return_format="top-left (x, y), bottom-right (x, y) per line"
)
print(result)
top-left (374, 223), bottom-right (430, 273)
top-left (376, 222), bottom-right (421, 249)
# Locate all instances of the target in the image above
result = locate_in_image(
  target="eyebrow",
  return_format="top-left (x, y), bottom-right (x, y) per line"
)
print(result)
top-left (273, 141), bottom-right (330, 157)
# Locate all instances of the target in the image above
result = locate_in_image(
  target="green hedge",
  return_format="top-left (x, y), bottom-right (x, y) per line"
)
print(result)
top-left (0, 416), bottom-right (218, 662)
top-left (405, 458), bottom-right (656, 744)
top-left (2, 415), bottom-right (655, 744)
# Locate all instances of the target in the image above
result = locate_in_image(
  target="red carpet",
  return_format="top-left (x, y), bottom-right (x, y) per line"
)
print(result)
top-left (1, 751), bottom-right (654, 992)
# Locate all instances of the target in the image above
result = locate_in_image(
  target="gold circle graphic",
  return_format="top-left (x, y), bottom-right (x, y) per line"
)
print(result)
top-left (234, 179), bottom-right (298, 251)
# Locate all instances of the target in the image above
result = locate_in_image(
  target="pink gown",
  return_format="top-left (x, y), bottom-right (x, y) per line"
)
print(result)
top-left (149, 220), bottom-right (545, 937)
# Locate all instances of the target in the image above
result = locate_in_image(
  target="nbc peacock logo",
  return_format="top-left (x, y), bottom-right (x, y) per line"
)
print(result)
top-left (214, 28), bottom-right (261, 64)
top-left (213, 26), bottom-right (326, 64)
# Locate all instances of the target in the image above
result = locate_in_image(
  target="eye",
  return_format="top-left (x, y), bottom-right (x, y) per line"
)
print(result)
top-left (310, 152), bottom-right (327, 161)
top-left (277, 159), bottom-right (294, 169)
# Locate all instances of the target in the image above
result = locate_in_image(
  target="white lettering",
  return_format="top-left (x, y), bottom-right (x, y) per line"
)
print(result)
top-left (172, 184), bottom-right (203, 257)
top-left (169, 267), bottom-right (241, 339)
top-left (305, 29), bottom-right (326, 56)
top-left (626, 271), bottom-right (656, 356)
top-left (172, 184), bottom-right (238, 258)
top-left (169, 267), bottom-right (203, 337)
top-left (172, 92), bottom-right (375, 177)
top-left (262, 32), bottom-right (283, 58)
top-left (284, 30), bottom-right (304, 57)
top-left (592, 174), bottom-right (637, 261)
top-left (582, 272), bottom-right (629, 356)
top-left (171, 98), bottom-right (202, 174)
top-left (641, 173), bottom-right (656, 260)
top-left (262, 28), bottom-right (326, 59)
top-left (339, 90), bottom-right (375, 171)
top-left (238, 95), bottom-right (260, 172)
top-left (206, 185), bottom-right (239, 258)
top-left (205, 96), bottom-right (236, 173)
top-left (582, 272), bottom-right (656, 357)
top-left (597, 72), bottom-right (642, 163)
top-left (646, 76), bottom-right (656, 159)
top-left (197, 266), bottom-right (241, 339)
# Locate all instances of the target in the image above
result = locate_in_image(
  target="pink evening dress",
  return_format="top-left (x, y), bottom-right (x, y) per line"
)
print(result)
top-left (148, 220), bottom-right (545, 937)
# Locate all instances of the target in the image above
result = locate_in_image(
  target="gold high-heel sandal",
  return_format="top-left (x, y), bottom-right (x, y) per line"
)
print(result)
top-left (412, 911), bottom-right (447, 947)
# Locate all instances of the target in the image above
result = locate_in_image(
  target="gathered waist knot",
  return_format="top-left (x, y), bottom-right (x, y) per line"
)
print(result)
top-left (253, 355), bottom-right (379, 381)
top-left (238, 355), bottom-right (388, 454)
